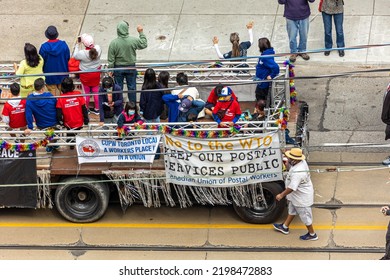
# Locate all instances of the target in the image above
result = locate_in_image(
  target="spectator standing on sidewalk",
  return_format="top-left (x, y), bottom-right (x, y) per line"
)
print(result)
top-left (73, 33), bottom-right (102, 114)
top-left (14, 43), bottom-right (45, 98)
top-left (273, 148), bottom-right (318, 241)
top-left (278, 0), bottom-right (315, 62)
top-left (380, 205), bottom-right (390, 260)
top-left (39, 25), bottom-right (70, 96)
top-left (319, 0), bottom-right (345, 57)
top-left (381, 83), bottom-right (390, 165)
top-left (108, 20), bottom-right (147, 103)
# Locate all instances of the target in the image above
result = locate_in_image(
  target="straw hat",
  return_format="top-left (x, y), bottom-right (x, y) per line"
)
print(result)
top-left (285, 148), bottom-right (305, 160)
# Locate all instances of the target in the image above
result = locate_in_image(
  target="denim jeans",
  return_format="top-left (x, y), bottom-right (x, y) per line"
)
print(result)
top-left (322, 12), bottom-right (345, 49)
top-left (113, 66), bottom-right (137, 103)
top-left (286, 17), bottom-right (310, 53)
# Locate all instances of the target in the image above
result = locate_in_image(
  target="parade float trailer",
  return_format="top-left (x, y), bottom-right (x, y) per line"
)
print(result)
top-left (0, 61), bottom-right (309, 223)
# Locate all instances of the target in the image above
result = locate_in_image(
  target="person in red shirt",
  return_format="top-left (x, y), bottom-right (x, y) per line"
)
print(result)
top-left (205, 84), bottom-right (237, 117)
top-left (56, 77), bottom-right (89, 149)
top-left (2, 83), bottom-right (27, 142)
top-left (212, 86), bottom-right (241, 128)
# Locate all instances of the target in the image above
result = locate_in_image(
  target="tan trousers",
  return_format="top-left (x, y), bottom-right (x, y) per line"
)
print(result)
top-left (46, 84), bottom-right (61, 96)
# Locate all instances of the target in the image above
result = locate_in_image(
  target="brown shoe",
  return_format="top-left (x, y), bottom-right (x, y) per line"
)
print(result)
top-left (299, 53), bottom-right (310, 60)
top-left (289, 54), bottom-right (297, 62)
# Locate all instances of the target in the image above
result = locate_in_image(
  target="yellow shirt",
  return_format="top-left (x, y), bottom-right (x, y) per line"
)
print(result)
top-left (16, 55), bottom-right (45, 87)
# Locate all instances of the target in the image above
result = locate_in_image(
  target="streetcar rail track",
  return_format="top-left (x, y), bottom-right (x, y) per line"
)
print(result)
top-left (0, 244), bottom-right (384, 255)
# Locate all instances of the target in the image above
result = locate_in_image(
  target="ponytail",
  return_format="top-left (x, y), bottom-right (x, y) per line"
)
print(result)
top-left (89, 47), bottom-right (98, 60)
top-left (230, 32), bottom-right (240, 57)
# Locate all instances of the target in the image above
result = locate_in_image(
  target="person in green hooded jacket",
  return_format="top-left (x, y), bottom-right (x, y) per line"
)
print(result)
top-left (108, 20), bottom-right (147, 103)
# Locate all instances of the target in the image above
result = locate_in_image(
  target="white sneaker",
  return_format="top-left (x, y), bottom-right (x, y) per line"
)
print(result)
top-left (382, 156), bottom-right (390, 165)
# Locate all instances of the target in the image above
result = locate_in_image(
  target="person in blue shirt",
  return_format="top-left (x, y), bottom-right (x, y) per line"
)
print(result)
top-left (24, 78), bottom-right (59, 152)
top-left (163, 92), bottom-right (205, 123)
top-left (254, 37), bottom-right (280, 101)
top-left (212, 21), bottom-right (254, 61)
top-left (39, 25), bottom-right (70, 96)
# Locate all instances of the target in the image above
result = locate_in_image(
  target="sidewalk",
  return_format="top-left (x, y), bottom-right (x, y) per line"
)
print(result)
top-left (1, 0), bottom-right (389, 64)
top-left (1, 0), bottom-right (389, 161)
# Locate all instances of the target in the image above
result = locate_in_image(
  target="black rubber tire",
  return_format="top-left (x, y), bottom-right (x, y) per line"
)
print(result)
top-left (295, 101), bottom-right (309, 147)
top-left (233, 182), bottom-right (286, 224)
top-left (55, 177), bottom-right (110, 223)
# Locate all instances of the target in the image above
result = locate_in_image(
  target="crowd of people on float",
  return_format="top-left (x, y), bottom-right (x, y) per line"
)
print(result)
top-left (3, 18), bottom-right (284, 151)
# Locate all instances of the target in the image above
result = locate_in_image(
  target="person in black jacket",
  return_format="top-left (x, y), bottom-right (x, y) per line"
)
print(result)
top-left (98, 76), bottom-right (123, 126)
top-left (380, 205), bottom-right (390, 260)
top-left (139, 68), bottom-right (164, 123)
top-left (381, 83), bottom-right (390, 165)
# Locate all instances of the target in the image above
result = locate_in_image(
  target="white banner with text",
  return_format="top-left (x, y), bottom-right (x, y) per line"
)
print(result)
top-left (163, 132), bottom-right (282, 187)
top-left (76, 135), bottom-right (161, 164)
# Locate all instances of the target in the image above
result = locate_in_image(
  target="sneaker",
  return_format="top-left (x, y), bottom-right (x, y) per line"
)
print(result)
top-left (382, 156), bottom-right (390, 165)
top-left (90, 108), bottom-right (100, 115)
top-left (289, 54), bottom-right (297, 63)
top-left (379, 255), bottom-right (389, 260)
top-left (46, 145), bottom-right (60, 153)
top-left (273, 223), bottom-right (289, 235)
top-left (324, 51), bottom-right (330, 56)
top-left (338, 50), bottom-right (345, 57)
top-left (299, 232), bottom-right (318, 241)
top-left (299, 53), bottom-right (310, 60)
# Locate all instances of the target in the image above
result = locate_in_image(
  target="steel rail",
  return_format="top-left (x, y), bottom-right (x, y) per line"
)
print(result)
top-left (0, 244), bottom-right (383, 255)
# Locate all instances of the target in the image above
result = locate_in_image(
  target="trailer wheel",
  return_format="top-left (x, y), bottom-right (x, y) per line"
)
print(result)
top-left (295, 101), bottom-right (309, 150)
top-left (233, 182), bottom-right (286, 224)
top-left (55, 177), bottom-right (109, 223)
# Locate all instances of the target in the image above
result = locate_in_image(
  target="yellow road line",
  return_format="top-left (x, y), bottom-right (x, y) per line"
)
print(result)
top-left (0, 222), bottom-right (386, 231)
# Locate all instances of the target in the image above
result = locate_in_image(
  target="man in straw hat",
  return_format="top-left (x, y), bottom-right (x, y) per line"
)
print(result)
top-left (273, 147), bottom-right (318, 241)
top-left (379, 205), bottom-right (390, 260)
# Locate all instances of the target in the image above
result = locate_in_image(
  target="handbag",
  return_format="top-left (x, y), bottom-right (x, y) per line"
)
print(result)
top-left (216, 101), bottom-right (233, 120)
top-left (68, 57), bottom-right (80, 72)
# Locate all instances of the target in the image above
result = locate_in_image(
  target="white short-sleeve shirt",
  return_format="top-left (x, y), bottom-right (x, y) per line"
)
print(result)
top-left (285, 160), bottom-right (314, 207)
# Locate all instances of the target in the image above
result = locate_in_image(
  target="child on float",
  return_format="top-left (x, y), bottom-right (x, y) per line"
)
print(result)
top-left (1, 83), bottom-right (27, 142)
top-left (139, 68), bottom-right (164, 123)
top-left (98, 76), bottom-right (123, 126)
top-left (212, 87), bottom-right (242, 128)
top-left (204, 84), bottom-right (238, 117)
top-left (117, 101), bottom-right (144, 129)
top-left (157, 71), bottom-right (170, 120)
top-left (254, 37), bottom-right (280, 101)
top-left (56, 77), bottom-right (89, 149)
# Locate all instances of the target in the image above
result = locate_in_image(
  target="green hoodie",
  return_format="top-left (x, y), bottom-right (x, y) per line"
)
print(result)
top-left (107, 21), bottom-right (147, 68)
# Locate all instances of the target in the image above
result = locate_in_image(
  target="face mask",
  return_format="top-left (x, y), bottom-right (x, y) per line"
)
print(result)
top-left (128, 110), bottom-right (135, 115)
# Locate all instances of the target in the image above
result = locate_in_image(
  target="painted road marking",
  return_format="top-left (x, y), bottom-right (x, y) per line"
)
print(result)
top-left (0, 222), bottom-right (386, 230)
